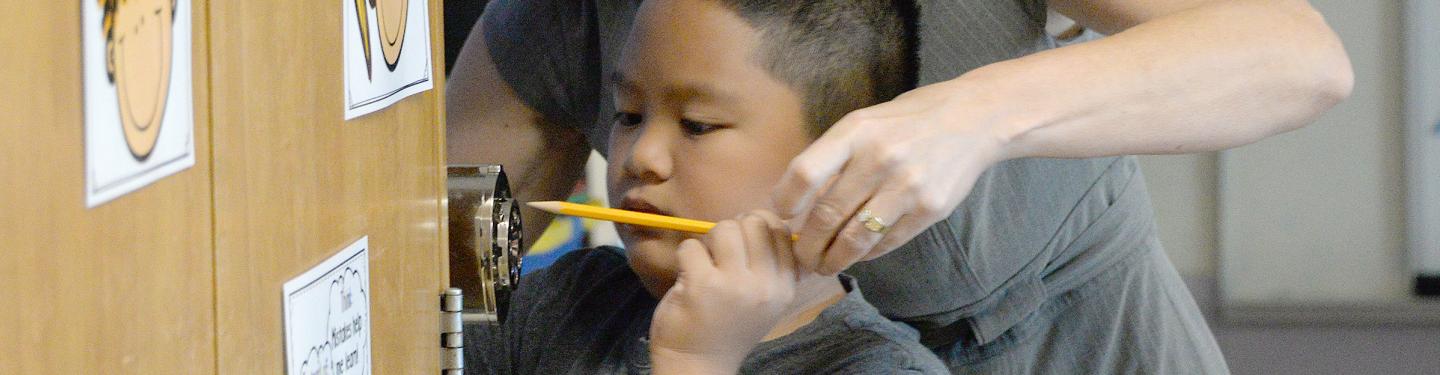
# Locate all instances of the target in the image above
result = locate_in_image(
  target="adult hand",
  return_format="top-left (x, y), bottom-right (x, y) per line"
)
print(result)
top-left (648, 210), bottom-right (802, 374)
top-left (772, 78), bottom-right (1019, 275)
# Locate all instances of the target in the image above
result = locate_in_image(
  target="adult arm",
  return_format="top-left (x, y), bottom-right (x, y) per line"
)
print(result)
top-left (1004, 0), bottom-right (1352, 157)
top-left (773, 0), bottom-right (1353, 274)
top-left (446, 16), bottom-right (591, 247)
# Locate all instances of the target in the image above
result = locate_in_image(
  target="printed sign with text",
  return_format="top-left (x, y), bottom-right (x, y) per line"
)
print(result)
top-left (283, 237), bottom-right (372, 375)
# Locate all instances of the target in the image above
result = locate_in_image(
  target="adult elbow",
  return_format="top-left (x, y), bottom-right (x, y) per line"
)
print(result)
top-left (1285, 58), bottom-right (1352, 134)
top-left (1285, 0), bottom-right (1354, 132)
top-left (1309, 8), bottom-right (1354, 110)
top-left (1316, 47), bottom-right (1355, 110)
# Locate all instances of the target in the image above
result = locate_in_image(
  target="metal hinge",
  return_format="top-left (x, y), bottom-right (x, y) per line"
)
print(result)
top-left (442, 288), bottom-right (464, 375)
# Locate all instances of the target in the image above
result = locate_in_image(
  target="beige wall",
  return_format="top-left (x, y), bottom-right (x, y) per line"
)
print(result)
top-left (1140, 153), bottom-right (1219, 277)
top-left (1137, 6), bottom-right (1440, 373)
top-left (1141, 0), bottom-right (1404, 291)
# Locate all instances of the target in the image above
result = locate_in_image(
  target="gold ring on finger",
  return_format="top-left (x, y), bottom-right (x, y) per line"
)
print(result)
top-left (856, 209), bottom-right (890, 234)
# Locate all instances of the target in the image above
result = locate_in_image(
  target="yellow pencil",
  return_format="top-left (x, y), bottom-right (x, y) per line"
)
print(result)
top-left (526, 201), bottom-right (798, 240)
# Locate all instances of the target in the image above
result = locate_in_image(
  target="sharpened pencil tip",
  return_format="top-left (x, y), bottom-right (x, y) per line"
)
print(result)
top-left (526, 201), bottom-right (563, 213)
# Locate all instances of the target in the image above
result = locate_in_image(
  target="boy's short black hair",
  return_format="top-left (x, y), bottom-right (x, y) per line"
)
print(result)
top-left (713, 0), bottom-right (917, 136)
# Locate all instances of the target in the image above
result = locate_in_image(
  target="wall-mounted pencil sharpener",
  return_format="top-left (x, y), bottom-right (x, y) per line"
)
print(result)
top-left (448, 164), bottom-right (524, 324)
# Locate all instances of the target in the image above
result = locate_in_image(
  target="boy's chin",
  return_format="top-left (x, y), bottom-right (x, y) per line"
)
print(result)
top-left (624, 243), bottom-right (680, 298)
top-left (634, 272), bottom-right (676, 300)
top-left (630, 263), bottom-right (678, 299)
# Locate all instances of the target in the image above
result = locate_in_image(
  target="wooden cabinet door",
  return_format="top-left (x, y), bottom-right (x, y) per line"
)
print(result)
top-left (0, 1), bottom-right (216, 374)
top-left (2, 1), bottom-right (447, 373)
top-left (207, 1), bottom-right (448, 373)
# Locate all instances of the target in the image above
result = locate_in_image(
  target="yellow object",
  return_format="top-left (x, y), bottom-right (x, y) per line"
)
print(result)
top-left (528, 201), bottom-right (715, 233)
top-left (354, 0), bottom-right (372, 79)
top-left (527, 215), bottom-right (577, 255)
top-left (527, 201), bottom-right (798, 241)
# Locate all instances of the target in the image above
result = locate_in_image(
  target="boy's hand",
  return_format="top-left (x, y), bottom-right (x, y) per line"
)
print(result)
top-left (649, 210), bottom-right (799, 374)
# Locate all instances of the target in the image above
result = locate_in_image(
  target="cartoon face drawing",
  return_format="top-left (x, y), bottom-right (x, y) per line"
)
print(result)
top-left (374, 0), bottom-right (408, 70)
top-left (101, 0), bottom-right (177, 161)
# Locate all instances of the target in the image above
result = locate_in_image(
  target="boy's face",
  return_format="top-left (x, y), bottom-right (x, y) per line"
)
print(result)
top-left (609, 0), bottom-right (812, 297)
top-left (107, 0), bottom-right (175, 160)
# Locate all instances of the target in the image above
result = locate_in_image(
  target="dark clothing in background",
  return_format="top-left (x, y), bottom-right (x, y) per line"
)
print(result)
top-left (444, 0), bottom-right (488, 74)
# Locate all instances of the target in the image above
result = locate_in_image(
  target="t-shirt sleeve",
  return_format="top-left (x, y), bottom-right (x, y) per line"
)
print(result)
top-left (744, 326), bottom-right (949, 374)
top-left (828, 340), bottom-right (950, 375)
top-left (812, 333), bottom-right (956, 372)
top-left (481, 0), bottom-right (604, 131)
top-left (758, 341), bottom-right (947, 375)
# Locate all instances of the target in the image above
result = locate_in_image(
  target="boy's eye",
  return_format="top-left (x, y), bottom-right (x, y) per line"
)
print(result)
top-left (613, 112), bottom-right (643, 127)
top-left (679, 119), bottom-right (720, 136)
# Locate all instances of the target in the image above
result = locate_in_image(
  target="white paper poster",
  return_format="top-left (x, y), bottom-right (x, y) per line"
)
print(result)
top-left (283, 237), bottom-right (372, 375)
top-left (83, 0), bottom-right (196, 207)
top-left (343, 0), bottom-right (434, 119)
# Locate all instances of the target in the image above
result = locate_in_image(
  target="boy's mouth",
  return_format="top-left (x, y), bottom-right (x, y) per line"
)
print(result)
top-left (617, 195), bottom-right (675, 240)
top-left (619, 196), bottom-right (671, 217)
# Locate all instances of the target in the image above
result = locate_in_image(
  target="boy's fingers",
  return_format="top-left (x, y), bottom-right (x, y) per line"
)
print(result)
top-left (703, 220), bottom-right (747, 270)
top-left (675, 239), bottom-right (715, 274)
top-left (740, 213), bottom-right (777, 273)
top-left (755, 211), bottom-right (797, 279)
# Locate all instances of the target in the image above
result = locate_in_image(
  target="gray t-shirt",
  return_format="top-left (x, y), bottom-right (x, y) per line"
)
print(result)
top-left (475, 0), bottom-right (1227, 372)
top-left (463, 247), bottom-right (948, 374)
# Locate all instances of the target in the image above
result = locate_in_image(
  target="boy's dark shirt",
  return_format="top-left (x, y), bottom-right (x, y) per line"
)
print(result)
top-left (463, 247), bottom-right (948, 374)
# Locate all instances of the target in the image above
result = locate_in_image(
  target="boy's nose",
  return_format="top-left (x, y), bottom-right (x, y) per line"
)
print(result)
top-left (624, 122), bottom-right (674, 184)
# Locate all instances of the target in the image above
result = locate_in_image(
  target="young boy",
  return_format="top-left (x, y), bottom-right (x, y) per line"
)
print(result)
top-left (463, 0), bottom-right (942, 373)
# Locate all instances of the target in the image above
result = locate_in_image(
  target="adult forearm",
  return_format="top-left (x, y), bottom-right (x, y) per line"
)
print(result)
top-left (980, 0), bottom-right (1353, 159)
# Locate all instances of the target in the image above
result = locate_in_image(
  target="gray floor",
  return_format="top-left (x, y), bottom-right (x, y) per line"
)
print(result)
top-left (1186, 277), bottom-right (1440, 375)
top-left (1216, 326), bottom-right (1440, 375)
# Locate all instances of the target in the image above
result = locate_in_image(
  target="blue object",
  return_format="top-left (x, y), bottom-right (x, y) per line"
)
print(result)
top-left (521, 216), bottom-right (586, 274)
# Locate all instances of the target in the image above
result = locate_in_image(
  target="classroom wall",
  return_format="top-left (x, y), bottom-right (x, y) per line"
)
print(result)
top-left (1143, 0), bottom-right (1403, 296)
top-left (1142, 0), bottom-right (1404, 282)
top-left (1139, 1), bottom-right (1440, 373)
top-left (1139, 153), bottom-right (1217, 277)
